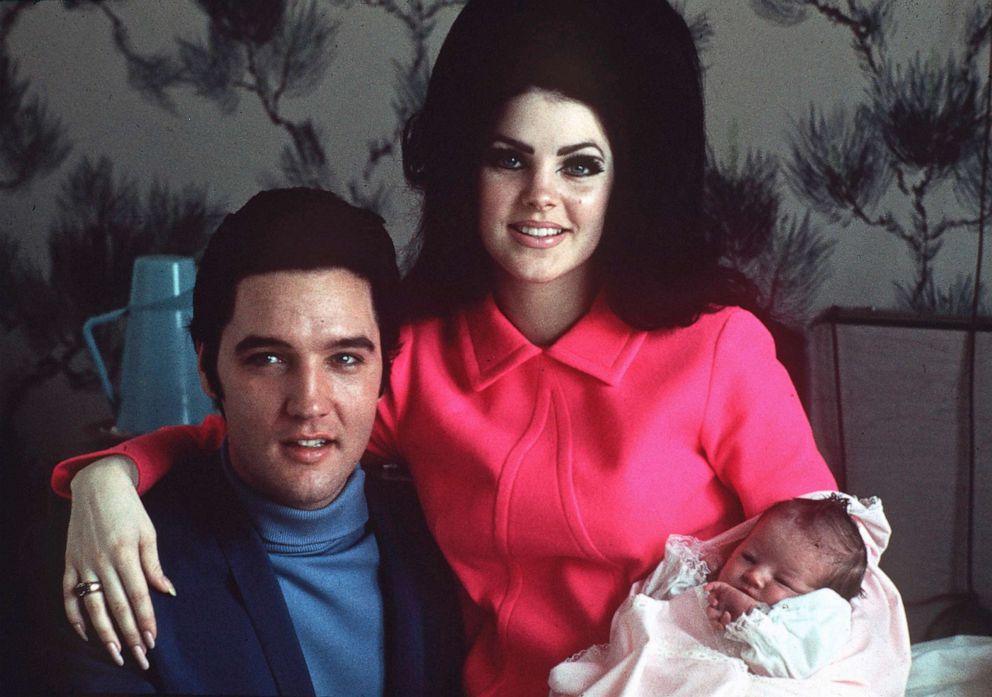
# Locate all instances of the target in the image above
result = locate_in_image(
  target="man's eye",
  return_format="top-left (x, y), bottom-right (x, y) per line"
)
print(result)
top-left (247, 353), bottom-right (281, 366)
top-left (484, 147), bottom-right (525, 170)
top-left (332, 353), bottom-right (362, 367)
top-left (562, 155), bottom-right (605, 177)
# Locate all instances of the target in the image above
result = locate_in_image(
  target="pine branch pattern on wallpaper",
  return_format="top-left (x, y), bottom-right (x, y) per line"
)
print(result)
top-left (1, 0), bottom-right (988, 465)
top-left (753, 0), bottom-right (992, 317)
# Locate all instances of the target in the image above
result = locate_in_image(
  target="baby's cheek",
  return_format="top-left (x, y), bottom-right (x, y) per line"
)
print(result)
top-left (765, 587), bottom-right (793, 606)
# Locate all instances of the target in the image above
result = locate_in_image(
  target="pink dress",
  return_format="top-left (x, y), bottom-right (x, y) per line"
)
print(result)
top-left (54, 298), bottom-right (836, 696)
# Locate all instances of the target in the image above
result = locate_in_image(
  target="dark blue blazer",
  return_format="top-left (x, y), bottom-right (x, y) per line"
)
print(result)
top-left (60, 452), bottom-right (464, 696)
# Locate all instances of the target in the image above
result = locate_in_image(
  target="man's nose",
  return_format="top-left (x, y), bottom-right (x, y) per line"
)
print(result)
top-left (286, 364), bottom-right (332, 418)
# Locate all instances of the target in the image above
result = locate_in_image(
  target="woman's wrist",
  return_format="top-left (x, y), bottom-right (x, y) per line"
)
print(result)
top-left (70, 455), bottom-right (139, 492)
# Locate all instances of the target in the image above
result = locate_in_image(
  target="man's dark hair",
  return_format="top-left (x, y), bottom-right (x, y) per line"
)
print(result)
top-left (761, 495), bottom-right (868, 600)
top-left (400, 0), bottom-right (753, 327)
top-left (189, 188), bottom-right (401, 401)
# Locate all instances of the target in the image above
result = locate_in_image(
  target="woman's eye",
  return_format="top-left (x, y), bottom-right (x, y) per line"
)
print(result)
top-left (742, 552), bottom-right (756, 564)
top-left (562, 155), bottom-right (605, 177)
top-left (484, 147), bottom-right (525, 170)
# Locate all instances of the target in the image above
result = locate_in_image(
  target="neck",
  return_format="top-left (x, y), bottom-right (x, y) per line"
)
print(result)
top-left (493, 270), bottom-right (599, 346)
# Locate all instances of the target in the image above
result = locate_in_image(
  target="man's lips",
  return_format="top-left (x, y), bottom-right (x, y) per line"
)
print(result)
top-left (280, 435), bottom-right (339, 463)
top-left (283, 436), bottom-right (334, 447)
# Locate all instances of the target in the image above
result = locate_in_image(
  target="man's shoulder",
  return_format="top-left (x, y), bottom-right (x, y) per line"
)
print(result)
top-left (148, 449), bottom-right (225, 495)
top-left (361, 464), bottom-right (428, 544)
top-left (143, 449), bottom-right (232, 532)
top-left (360, 464), bottom-right (466, 696)
top-left (362, 462), bottom-right (440, 568)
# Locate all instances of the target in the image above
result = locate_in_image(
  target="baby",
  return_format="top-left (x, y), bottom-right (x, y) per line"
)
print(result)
top-left (549, 493), bottom-right (882, 696)
top-left (702, 494), bottom-right (868, 676)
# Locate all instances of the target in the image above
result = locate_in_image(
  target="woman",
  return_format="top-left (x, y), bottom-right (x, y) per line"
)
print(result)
top-left (53, 1), bottom-right (843, 694)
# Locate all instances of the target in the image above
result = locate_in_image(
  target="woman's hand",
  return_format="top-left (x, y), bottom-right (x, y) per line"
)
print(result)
top-left (62, 456), bottom-right (175, 670)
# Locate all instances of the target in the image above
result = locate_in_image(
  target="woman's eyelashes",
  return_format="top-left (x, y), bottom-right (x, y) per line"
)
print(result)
top-left (483, 146), bottom-right (606, 177)
top-left (484, 146), bottom-right (525, 170)
top-left (561, 154), bottom-right (605, 177)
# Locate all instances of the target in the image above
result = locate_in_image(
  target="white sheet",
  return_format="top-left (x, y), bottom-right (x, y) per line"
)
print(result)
top-left (906, 635), bottom-right (992, 697)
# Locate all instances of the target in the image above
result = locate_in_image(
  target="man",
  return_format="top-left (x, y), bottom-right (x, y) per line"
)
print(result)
top-left (58, 189), bottom-right (462, 696)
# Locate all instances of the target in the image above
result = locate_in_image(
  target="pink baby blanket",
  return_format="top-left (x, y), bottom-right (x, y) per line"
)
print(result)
top-left (548, 492), bottom-right (911, 696)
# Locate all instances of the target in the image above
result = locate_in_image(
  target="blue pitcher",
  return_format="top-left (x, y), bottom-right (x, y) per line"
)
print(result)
top-left (83, 255), bottom-right (214, 435)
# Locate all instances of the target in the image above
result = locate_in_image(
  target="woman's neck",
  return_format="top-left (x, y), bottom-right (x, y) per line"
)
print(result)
top-left (493, 271), bottom-right (600, 346)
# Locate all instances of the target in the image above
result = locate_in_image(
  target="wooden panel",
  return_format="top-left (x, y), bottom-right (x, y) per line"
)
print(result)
top-left (807, 314), bottom-right (992, 641)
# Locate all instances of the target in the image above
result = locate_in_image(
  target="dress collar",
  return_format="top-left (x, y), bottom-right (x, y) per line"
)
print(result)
top-left (460, 293), bottom-right (646, 391)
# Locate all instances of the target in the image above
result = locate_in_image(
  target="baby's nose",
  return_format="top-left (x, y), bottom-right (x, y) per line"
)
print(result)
top-left (744, 567), bottom-right (767, 588)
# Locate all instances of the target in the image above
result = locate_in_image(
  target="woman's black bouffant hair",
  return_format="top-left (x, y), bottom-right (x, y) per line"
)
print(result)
top-left (401, 0), bottom-right (754, 328)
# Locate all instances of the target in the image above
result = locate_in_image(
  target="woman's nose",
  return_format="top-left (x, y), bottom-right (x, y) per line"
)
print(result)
top-left (524, 167), bottom-right (557, 210)
top-left (286, 365), bottom-right (332, 418)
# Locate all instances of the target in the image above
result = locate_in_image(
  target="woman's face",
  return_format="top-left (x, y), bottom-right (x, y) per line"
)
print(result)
top-left (477, 88), bottom-right (614, 294)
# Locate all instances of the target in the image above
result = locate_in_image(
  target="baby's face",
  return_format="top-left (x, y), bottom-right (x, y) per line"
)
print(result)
top-left (716, 515), bottom-right (832, 607)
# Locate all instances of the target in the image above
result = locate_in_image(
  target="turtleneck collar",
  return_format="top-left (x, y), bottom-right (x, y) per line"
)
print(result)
top-left (220, 442), bottom-right (370, 556)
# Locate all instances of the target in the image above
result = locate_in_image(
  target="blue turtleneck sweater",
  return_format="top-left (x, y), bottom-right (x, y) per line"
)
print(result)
top-left (222, 450), bottom-right (385, 697)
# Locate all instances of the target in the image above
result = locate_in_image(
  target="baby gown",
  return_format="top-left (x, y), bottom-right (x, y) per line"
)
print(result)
top-left (547, 492), bottom-right (911, 697)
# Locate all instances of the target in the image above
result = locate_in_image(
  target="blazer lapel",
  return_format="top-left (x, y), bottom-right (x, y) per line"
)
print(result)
top-left (204, 462), bottom-right (315, 697)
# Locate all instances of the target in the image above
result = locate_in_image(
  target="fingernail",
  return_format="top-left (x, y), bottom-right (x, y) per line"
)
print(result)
top-left (143, 630), bottom-right (156, 650)
top-left (107, 642), bottom-right (124, 667)
top-left (72, 622), bottom-right (88, 642)
top-left (165, 579), bottom-right (177, 597)
top-left (132, 644), bottom-right (149, 671)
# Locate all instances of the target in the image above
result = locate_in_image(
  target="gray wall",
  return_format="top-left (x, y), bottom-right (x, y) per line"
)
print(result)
top-left (3, 1), bottom-right (983, 314)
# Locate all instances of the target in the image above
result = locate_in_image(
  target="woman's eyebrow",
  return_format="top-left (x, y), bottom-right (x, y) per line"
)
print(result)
top-left (491, 135), bottom-right (605, 158)
top-left (557, 142), bottom-right (603, 157)
top-left (492, 135), bottom-right (533, 153)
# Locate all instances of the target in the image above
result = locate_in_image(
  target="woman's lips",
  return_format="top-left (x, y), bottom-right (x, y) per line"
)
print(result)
top-left (509, 222), bottom-right (568, 249)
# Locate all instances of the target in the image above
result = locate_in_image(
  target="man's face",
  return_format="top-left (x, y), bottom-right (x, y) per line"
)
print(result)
top-left (200, 268), bottom-right (382, 510)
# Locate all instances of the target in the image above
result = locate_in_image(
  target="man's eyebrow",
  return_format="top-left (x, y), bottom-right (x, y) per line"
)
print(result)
top-left (331, 336), bottom-right (377, 352)
top-left (234, 336), bottom-right (291, 354)
top-left (491, 135), bottom-right (605, 158)
top-left (233, 335), bottom-right (377, 353)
